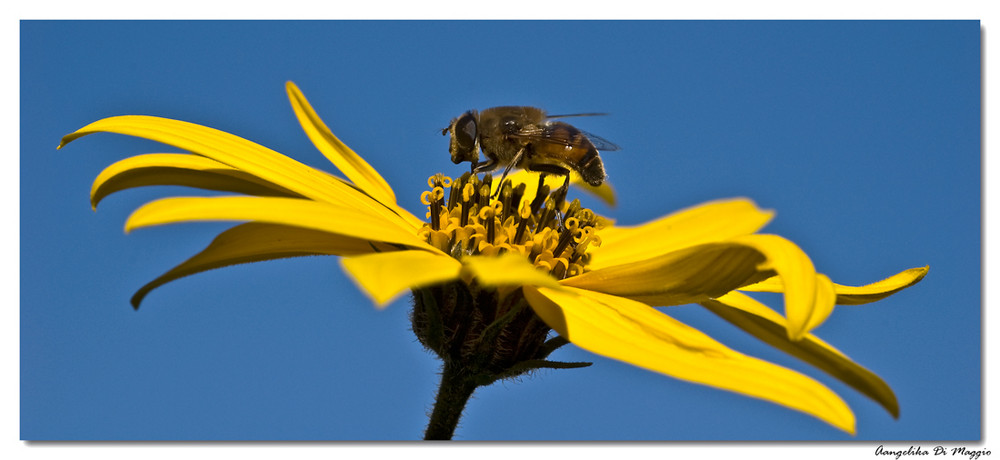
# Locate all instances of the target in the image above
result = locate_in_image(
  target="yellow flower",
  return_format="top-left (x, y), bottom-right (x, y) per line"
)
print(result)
top-left (59, 81), bottom-right (927, 437)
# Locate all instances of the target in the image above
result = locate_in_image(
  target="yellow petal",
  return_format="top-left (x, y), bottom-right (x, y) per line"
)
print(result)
top-left (561, 241), bottom-right (771, 306)
top-left (61, 115), bottom-right (340, 202)
top-left (91, 153), bottom-right (303, 209)
top-left (461, 253), bottom-right (561, 289)
top-left (574, 176), bottom-right (617, 206)
top-left (59, 115), bottom-right (418, 231)
top-left (124, 196), bottom-right (437, 253)
top-left (590, 198), bottom-right (774, 270)
top-left (523, 286), bottom-right (856, 434)
top-left (340, 250), bottom-right (462, 307)
top-left (702, 291), bottom-right (899, 418)
top-left (834, 266), bottom-right (929, 304)
top-left (285, 81), bottom-right (397, 206)
top-left (743, 266), bottom-right (930, 305)
top-left (802, 274), bottom-right (837, 335)
top-left (729, 234), bottom-right (819, 341)
top-left (132, 222), bottom-right (386, 308)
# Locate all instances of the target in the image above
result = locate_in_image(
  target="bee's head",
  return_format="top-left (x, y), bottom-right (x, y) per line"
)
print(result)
top-left (445, 110), bottom-right (479, 165)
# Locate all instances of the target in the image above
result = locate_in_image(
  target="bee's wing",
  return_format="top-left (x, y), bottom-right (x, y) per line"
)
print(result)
top-left (510, 123), bottom-right (621, 152)
top-left (580, 131), bottom-right (620, 152)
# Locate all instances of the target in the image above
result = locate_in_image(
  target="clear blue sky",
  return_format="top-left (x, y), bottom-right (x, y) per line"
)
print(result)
top-left (20, 20), bottom-right (979, 441)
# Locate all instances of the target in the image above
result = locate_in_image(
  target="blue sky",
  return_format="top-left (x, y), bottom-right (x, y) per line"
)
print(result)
top-left (20, 20), bottom-right (980, 441)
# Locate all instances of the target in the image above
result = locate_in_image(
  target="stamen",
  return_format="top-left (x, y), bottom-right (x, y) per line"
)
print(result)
top-left (550, 258), bottom-right (568, 279)
top-left (564, 199), bottom-right (581, 222)
top-left (552, 226), bottom-right (575, 259)
top-left (529, 180), bottom-right (549, 214)
top-left (448, 172), bottom-right (469, 210)
top-left (461, 182), bottom-right (475, 227)
top-left (550, 184), bottom-right (568, 210)
top-left (564, 217), bottom-right (580, 232)
top-left (424, 175), bottom-right (452, 231)
top-left (500, 181), bottom-right (514, 223)
top-left (418, 171), bottom-right (603, 281)
top-left (527, 243), bottom-right (543, 266)
top-left (573, 225), bottom-right (592, 244)
top-left (479, 206), bottom-right (496, 245)
top-left (479, 174), bottom-right (493, 209)
top-left (509, 183), bottom-right (526, 216)
top-left (514, 202), bottom-right (532, 245)
top-left (536, 197), bottom-right (557, 231)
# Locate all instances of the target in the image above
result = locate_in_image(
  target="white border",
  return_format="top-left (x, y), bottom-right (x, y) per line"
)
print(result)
top-left (9, 2), bottom-right (994, 459)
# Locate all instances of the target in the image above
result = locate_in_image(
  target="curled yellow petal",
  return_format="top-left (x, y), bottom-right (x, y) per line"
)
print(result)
top-left (285, 81), bottom-right (397, 207)
top-left (568, 232), bottom-right (825, 340)
top-left (702, 291), bottom-right (899, 418)
top-left (561, 241), bottom-right (770, 306)
top-left (61, 115), bottom-right (343, 202)
top-left (59, 114), bottom-right (418, 231)
top-left (742, 266), bottom-right (930, 305)
top-left (91, 153), bottom-right (303, 209)
top-left (523, 286), bottom-right (856, 434)
top-left (132, 223), bottom-right (387, 308)
top-left (340, 250), bottom-right (462, 307)
top-left (590, 198), bottom-right (774, 270)
top-left (124, 195), bottom-right (437, 253)
top-left (729, 234), bottom-right (819, 341)
top-left (802, 274), bottom-right (837, 335)
top-left (574, 177), bottom-right (616, 207)
top-left (833, 266), bottom-right (929, 304)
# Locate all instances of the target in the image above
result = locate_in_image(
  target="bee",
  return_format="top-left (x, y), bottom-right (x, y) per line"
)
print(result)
top-left (442, 106), bottom-right (619, 195)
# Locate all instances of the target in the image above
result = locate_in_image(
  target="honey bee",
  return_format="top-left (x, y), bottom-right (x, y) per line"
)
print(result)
top-left (442, 106), bottom-right (619, 194)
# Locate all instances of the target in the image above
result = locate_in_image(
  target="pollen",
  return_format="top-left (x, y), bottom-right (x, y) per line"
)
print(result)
top-left (419, 172), bottom-right (605, 280)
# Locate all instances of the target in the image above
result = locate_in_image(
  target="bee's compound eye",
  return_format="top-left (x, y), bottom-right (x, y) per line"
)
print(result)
top-left (449, 111), bottom-right (478, 164)
top-left (455, 112), bottom-right (477, 149)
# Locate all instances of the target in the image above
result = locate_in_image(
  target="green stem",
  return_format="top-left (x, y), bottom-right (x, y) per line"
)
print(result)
top-left (424, 361), bottom-right (479, 440)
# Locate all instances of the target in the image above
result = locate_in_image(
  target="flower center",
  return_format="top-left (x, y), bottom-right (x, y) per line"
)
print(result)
top-left (418, 172), bottom-right (606, 280)
top-left (410, 172), bottom-right (597, 390)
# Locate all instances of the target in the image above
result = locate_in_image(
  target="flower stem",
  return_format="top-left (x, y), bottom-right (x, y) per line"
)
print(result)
top-left (424, 361), bottom-right (479, 440)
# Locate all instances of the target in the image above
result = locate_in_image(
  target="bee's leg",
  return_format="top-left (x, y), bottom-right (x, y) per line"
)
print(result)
top-left (492, 147), bottom-right (526, 198)
top-left (527, 172), bottom-right (549, 212)
top-left (473, 158), bottom-right (497, 174)
top-left (535, 172), bottom-right (548, 198)
top-left (526, 164), bottom-right (571, 199)
top-left (556, 174), bottom-right (570, 205)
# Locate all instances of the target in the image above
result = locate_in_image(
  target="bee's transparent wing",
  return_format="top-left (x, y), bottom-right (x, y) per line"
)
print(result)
top-left (580, 131), bottom-right (620, 152)
top-left (512, 124), bottom-right (620, 152)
